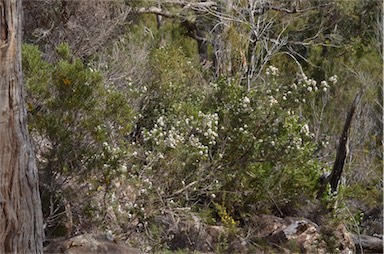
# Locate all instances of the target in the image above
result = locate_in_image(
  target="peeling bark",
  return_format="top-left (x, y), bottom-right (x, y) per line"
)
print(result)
top-left (0, 0), bottom-right (43, 252)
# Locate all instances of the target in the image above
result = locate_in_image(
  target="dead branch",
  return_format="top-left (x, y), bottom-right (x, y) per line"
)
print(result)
top-left (134, 6), bottom-right (176, 18)
top-left (350, 234), bottom-right (383, 253)
top-left (329, 89), bottom-right (364, 193)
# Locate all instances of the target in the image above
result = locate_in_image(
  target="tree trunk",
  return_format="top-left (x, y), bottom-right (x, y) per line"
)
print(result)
top-left (181, 19), bottom-right (208, 64)
top-left (213, 0), bottom-right (233, 78)
top-left (0, 0), bottom-right (44, 253)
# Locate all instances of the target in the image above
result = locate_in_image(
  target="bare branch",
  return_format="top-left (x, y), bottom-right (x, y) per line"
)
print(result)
top-left (134, 6), bottom-right (177, 18)
top-left (266, 3), bottom-right (330, 14)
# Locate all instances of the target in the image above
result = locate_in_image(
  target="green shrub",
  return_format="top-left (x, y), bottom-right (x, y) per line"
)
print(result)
top-left (23, 43), bottom-right (135, 238)
top-left (135, 52), bottom-right (328, 221)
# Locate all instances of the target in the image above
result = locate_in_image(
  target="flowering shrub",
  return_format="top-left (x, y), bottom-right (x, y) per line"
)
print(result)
top-left (129, 54), bottom-right (336, 221)
top-left (23, 41), bottom-right (338, 244)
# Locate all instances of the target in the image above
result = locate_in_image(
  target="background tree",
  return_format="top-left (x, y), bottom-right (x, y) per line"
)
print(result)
top-left (0, 0), bottom-right (43, 252)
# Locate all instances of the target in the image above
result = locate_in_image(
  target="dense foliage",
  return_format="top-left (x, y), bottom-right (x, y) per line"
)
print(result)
top-left (22, 0), bottom-right (382, 252)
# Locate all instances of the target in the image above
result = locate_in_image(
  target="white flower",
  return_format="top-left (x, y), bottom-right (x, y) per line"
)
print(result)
top-left (120, 165), bottom-right (127, 173)
top-left (301, 124), bottom-right (310, 135)
top-left (329, 75), bottom-right (338, 84)
top-left (157, 116), bottom-right (165, 127)
top-left (269, 96), bottom-right (278, 106)
top-left (266, 65), bottom-right (279, 76)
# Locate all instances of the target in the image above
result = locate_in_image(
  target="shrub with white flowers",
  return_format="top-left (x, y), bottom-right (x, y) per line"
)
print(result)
top-left (23, 40), bottom-right (339, 242)
top-left (132, 63), bottom-right (336, 216)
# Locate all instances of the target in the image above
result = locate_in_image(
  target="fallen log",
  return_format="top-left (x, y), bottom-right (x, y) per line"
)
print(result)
top-left (350, 234), bottom-right (383, 253)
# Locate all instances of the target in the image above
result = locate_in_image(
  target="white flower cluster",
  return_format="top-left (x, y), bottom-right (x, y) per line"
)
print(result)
top-left (297, 74), bottom-right (318, 93)
top-left (164, 127), bottom-right (184, 149)
top-left (188, 112), bottom-right (219, 156)
top-left (231, 96), bottom-right (254, 115)
top-left (320, 80), bottom-right (330, 92)
top-left (242, 96), bottom-right (251, 108)
top-left (143, 112), bottom-right (219, 157)
top-left (143, 116), bottom-right (184, 149)
top-left (189, 134), bottom-right (208, 156)
top-left (199, 111), bottom-right (219, 143)
top-left (119, 164), bottom-right (128, 173)
top-left (329, 75), bottom-right (338, 84)
top-left (268, 95), bottom-right (278, 106)
top-left (319, 75), bottom-right (337, 92)
top-left (266, 65), bottom-right (279, 76)
top-left (290, 136), bottom-right (303, 151)
top-left (300, 123), bottom-right (311, 137)
top-left (295, 73), bottom-right (337, 95)
top-left (102, 141), bottom-right (121, 160)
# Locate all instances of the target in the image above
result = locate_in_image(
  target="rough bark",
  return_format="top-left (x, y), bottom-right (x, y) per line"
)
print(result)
top-left (212, 0), bottom-right (233, 78)
top-left (0, 0), bottom-right (44, 253)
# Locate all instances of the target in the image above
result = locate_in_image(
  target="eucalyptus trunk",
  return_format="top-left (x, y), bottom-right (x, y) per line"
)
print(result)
top-left (0, 0), bottom-right (44, 252)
